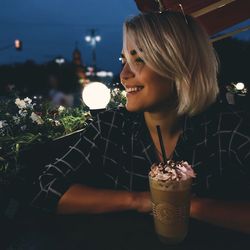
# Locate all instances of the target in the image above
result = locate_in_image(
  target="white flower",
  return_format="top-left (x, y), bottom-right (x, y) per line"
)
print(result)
top-left (121, 90), bottom-right (127, 97)
top-left (54, 120), bottom-right (61, 126)
top-left (15, 98), bottom-right (27, 109)
top-left (19, 109), bottom-right (28, 117)
top-left (112, 88), bottom-right (120, 94)
top-left (12, 115), bottom-right (21, 125)
top-left (30, 112), bottom-right (44, 125)
top-left (21, 125), bottom-right (27, 131)
top-left (84, 111), bottom-right (91, 117)
top-left (58, 105), bottom-right (65, 113)
top-left (0, 120), bottom-right (8, 129)
top-left (24, 97), bottom-right (34, 109)
top-left (24, 97), bottom-right (32, 104)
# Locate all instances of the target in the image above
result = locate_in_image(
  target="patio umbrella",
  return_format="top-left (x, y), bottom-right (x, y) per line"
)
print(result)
top-left (134, 0), bottom-right (250, 38)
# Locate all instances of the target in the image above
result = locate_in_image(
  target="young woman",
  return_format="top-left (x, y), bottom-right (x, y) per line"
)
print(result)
top-left (32, 11), bottom-right (250, 233)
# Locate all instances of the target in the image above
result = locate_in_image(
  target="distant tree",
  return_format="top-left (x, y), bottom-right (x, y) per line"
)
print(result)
top-left (0, 61), bottom-right (80, 98)
top-left (214, 38), bottom-right (250, 85)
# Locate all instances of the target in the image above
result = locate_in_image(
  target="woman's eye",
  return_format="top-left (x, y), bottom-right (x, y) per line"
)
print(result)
top-left (135, 57), bottom-right (144, 64)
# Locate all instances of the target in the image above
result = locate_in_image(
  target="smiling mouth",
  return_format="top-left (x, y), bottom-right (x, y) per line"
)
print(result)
top-left (126, 86), bottom-right (144, 94)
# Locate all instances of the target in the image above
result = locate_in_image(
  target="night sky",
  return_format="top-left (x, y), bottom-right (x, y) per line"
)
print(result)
top-left (0, 0), bottom-right (139, 74)
top-left (0, 0), bottom-right (249, 74)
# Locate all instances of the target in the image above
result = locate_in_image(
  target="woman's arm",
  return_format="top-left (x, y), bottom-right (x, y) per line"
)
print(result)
top-left (57, 185), bottom-right (250, 234)
top-left (190, 112), bottom-right (250, 234)
top-left (57, 184), bottom-right (152, 214)
top-left (191, 197), bottom-right (250, 234)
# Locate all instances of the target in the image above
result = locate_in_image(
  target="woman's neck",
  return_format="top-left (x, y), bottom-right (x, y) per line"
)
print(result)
top-left (144, 110), bottom-right (183, 161)
top-left (144, 110), bottom-right (181, 137)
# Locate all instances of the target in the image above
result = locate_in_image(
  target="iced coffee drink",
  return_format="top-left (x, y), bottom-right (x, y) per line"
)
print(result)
top-left (149, 160), bottom-right (196, 244)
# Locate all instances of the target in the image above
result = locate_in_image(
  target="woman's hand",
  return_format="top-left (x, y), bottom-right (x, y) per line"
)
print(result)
top-left (131, 192), bottom-right (152, 213)
top-left (57, 185), bottom-right (152, 214)
top-left (190, 196), bottom-right (250, 234)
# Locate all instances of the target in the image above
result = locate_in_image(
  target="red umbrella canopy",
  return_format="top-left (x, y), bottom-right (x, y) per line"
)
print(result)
top-left (134, 0), bottom-right (250, 35)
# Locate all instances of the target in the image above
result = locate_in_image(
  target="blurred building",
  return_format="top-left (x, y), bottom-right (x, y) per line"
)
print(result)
top-left (72, 43), bottom-right (89, 87)
top-left (72, 44), bottom-right (83, 67)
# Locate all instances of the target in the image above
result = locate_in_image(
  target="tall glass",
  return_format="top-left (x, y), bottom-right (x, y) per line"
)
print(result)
top-left (149, 176), bottom-right (192, 244)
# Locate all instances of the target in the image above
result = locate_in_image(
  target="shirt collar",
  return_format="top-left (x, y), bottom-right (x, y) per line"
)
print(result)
top-left (131, 111), bottom-right (196, 163)
top-left (181, 115), bottom-right (194, 141)
top-left (132, 112), bottom-right (157, 165)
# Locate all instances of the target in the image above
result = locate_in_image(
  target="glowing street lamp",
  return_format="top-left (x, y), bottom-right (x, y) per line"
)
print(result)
top-left (0, 39), bottom-right (23, 52)
top-left (55, 57), bottom-right (65, 65)
top-left (85, 29), bottom-right (101, 69)
top-left (96, 71), bottom-right (113, 77)
top-left (82, 82), bottom-right (111, 114)
top-left (235, 82), bottom-right (245, 91)
top-left (14, 39), bottom-right (22, 51)
top-left (226, 82), bottom-right (248, 99)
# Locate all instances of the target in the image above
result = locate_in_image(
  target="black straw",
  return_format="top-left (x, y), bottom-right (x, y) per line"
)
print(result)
top-left (156, 125), bottom-right (167, 164)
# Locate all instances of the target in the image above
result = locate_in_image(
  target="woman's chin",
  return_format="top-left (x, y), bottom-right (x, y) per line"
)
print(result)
top-left (125, 103), bottom-right (144, 112)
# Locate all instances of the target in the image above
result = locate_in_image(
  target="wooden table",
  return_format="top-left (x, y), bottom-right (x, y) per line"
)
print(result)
top-left (4, 211), bottom-right (250, 250)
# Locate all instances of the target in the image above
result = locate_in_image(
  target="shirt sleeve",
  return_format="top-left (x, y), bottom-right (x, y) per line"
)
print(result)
top-left (229, 112), bottom-right (250, 198)
top-left (31, 118), bottom-right (108, 212)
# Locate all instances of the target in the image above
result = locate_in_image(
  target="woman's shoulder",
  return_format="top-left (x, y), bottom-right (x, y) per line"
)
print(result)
top-left (202, 102), bottom-right (249, 120)
top-left (89, 107), bottom-right (141, 133)
top-left (192, 102), bottom-right (249, 133)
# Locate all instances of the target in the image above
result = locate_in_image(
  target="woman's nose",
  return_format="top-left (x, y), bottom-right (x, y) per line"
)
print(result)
top-left (120, 63), bottom-right (135, 83)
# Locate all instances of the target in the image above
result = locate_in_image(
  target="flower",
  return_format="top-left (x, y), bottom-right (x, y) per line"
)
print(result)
top-left (19, 109), bottom-right (28, 117)
top-left (108, 88), bottom-right (126, 109)
top-left (21, 125), bottom-right (27, 131)
top-left (30, 112), bottom-right (44, 125)
top-left (0, 120), bottom-right (8, 129)
top-left (15, 98), bottom-right (27, 109)
top-left (24, 97), bottom-right (32, 104)
top-left (58, 105), bottom-right (65, 113)
top-left (0, 97), bottom-right (90, 178)
top-left (0, 88), bottom-right (125, 178)
top-left (12, 115), bottom-right (21, 125)
top-left (54, 120), bottom-right (61, 126)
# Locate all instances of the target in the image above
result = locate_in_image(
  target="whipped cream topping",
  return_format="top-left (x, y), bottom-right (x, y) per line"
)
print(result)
top-left (149, 160), bottom-right (196, 181)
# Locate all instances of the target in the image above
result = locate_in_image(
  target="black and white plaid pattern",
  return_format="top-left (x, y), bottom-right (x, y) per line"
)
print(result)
top-left (31, 103), bottom-right (250, 212)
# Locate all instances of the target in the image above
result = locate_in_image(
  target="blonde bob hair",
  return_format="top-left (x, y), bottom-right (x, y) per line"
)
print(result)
top-left (123, 11), bottom-right (219, 116)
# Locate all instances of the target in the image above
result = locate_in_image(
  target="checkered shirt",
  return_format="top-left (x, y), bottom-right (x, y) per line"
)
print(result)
top-left (31, 103), bottom-right (250, 212)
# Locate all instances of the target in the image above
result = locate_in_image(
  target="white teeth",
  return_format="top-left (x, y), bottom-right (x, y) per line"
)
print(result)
top-left (126, 86), bottom-right (143, 93)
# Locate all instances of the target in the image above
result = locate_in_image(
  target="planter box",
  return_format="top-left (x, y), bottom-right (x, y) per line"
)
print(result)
top-left (0, 129), bottom-right (84, 246)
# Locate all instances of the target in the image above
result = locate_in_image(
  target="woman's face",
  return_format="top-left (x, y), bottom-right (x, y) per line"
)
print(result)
top-left (120, 39), bottom-right (176, 113)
